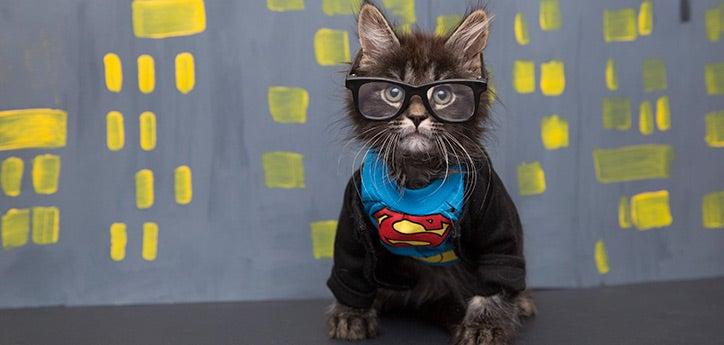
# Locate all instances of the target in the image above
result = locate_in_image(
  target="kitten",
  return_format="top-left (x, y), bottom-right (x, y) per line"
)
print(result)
top-left (326, 2), bottom-right (536, 344)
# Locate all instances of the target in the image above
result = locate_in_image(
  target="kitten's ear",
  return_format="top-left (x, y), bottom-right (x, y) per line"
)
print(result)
top-left (445, 9), bottom-right (490, 67)
top-left (357, 2), bottom-right (399, 65)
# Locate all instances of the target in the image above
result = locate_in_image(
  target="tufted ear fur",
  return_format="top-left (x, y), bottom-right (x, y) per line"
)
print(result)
top-left (445, 9), bottom-right (490, 75)
top-left (357, 2), bottom-right (399, 67)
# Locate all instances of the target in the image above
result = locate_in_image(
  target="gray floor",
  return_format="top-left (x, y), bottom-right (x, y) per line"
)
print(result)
top-left (1, 278), bottom-right (722, 345)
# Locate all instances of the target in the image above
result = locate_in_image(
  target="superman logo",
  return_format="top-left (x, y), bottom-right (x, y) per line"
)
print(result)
top-left (373, 208), bottom-right (452, 247)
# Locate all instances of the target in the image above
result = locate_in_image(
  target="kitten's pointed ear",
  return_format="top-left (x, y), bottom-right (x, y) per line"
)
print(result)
top-left (445, 9), bottom-right (490, 61)
top-left (357, 2), bottom-right (399, 65)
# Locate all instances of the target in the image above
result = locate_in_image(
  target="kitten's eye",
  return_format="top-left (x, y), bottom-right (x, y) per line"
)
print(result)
top-left (383, 86), bottom-right (403, 103)
top-left (431, 86), bottom-right (454, 106)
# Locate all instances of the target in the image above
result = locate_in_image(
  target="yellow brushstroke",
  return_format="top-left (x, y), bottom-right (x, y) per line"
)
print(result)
top-left (517, 161), bottom-right (546, 196)
top-left (602, 97), bottom-right (632, 131)
top-left (539, 0), bottom-right (561, 31)
top-left (32, 206), bottom-right (59, 245)
top-left (109, 223), bottom-right (127, 261)
top-left (705, 62), bottom-right (724, 95)
top-left (32, 154), bottom-right (60, 195)
top-left (618, 196), bottom-right (632, 229)
top-left (268, 87), bottom-right (309, 124)
top-left (603, 8), bottom-right (637, 42)
top-left (638, 0), bottom-right (653, 36)
top-left (383, 0), bottom-right (416, 28)
top-left (514, 12), bottom-right (530, 46)
top-left (592, 144), bottom-right (673, 183)
top-left (310, 220), bottom-right (337, 259)
top-left (638, 101), bottom-right (654, 136)
top-left (314, 29), bottom-right (351, 66)
top-left (106, 111), bottom-right (125, 151)
top-left (702, 190), bottom-right (724, 229)
top-left (513, 60), bottom-right (535, 94)
top-left (142, 222), bottom-right (158, 261)
top-left (262, 151), bottom-right (305, 189)
top-left (705, 5), bottom-right (722, 42)
top-left (540, 60), bottom-right (565, 96)
top-left (267, 0), bottom-right (304, 11)
top-left (594, 240), bottom-right (610, 274)
top-left (540, 115), bottom-right (569, 150)
top-left (655, 96), bottom-right (671, 131)
top-left (642, 58), bottom-right (667, 92)
top-left (1, 157), bottom-right (23, 197)
top-left (415, 250), bottom-right (458, 264)
top-left (139, 111), bottom-right (157, 151)
top-left (136, 169), bottom-right (154, 209)
top-left (322, 0), bottom-right (359, 16)
top-left (103, 53), bottom-right (122, 93)
top-left (630, 190), bottom-right (672, 230)
top-left (2, 208), bottom-right (30, 249)
top-left (0, 108), bottom-right (67, 151)
top-left (132, 0), bottom-right (206, 39)
top-left (705, 110), bottom-right (724, 147)
top-left (137, 54), bottom-right (155, 94)
top-left (175, 52), bottom-right (195, 94)
top-left (435, 15), bottom-right (462, 36)
top-left (606, 58), bottom-right (618, 91)
top-left (174, 165), bottom-right (193, 205)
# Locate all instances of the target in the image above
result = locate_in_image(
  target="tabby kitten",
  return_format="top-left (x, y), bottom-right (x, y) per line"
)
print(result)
top-left (326, 2), bottom-right (535, 345)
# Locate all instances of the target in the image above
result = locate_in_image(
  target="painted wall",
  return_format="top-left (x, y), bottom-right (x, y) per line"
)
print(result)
top-left (0, 0), bottom-right (723, 308)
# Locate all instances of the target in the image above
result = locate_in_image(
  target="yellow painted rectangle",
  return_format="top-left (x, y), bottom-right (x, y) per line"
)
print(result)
top-left (540, 60), bottom-right (565, 96)
top-left (539, 0), bottom-right (561, 31)
top-left (592, 144), bottom-right (673, 183)
top-left (540, 114), bottom-right (569, 150)
top-left (517, 161), bottom-right (546, 196)
top-left (594, 240), bottom-right (610, 274)
top-left (174, 165), bottom-right (193, 205)
top-left (262, 151), bottom-right (305, 189)
top-left (322, 0), bottom-right (359, 16)
top-left (106, 111), bottom-right (125, 151)
top-left (314, 28), bottom-right (351, 66)
top-left (0, 108), bottom-right (67, 151)
top-left (705, 5), bottom-right (722, 42)
top-left (383, 0), bottom-right (416, 26)
top-left (705, 110), bottom-right (724, 147)
top-left (268, 87), bottom-right (308, 124)
top-left (103, 53), bottom-right (123, 93)
top-left (638, 101), bottom-right (653, 136)
top-left (513, 60), bottom-right (535, 94)
top-left (606, 58), bottom-right (618, 91)
top-left (702, 190), bottom-right (724, 229)
top-left (638, 0), bottom-right (653, 36)
top-left (514, 12), bottom-right (530, 45)
top-left (618, 196), bottom-right (632, 229)
top-left (137, 54), bottom-right (155, 94)
top-left (32, 206), bottom-right (59, 245)
top-left (435, 15), bottom-right (461, 36)
top-left (109, 223), bottom-right (127, 261)
top-left (268, 0), bottom-right (304, 11)
top-left (655, 96), bottom-right (671, 131)
top-left (602, 97), bottom-right (631, 131)
top-left (630, 190), bottom-right (672, 230)
top-left (32, 154), bottom-right (60, 195)
top-left (310, 220), bottom-right (337, 259)
top-left (175, 52), bottom-right (195, 94)
top-left (142, 222), bottom-right (158, 261)
top-left (705, 62), bottom-right (724, 95)
top-left (1, 157), bottom-right (23, 197)
top-left (2, 208), bottom-right (30, 249)
top-left (642, 58), bottom-right (667, 92)
top-left (132, 0), bottom-right (206, 39)
top-left (603, 8), bottom-right (637, 42)
top-left (139, 111), bottom-right (157, 151)
top-left (136, 169), bottom-right (155, 209)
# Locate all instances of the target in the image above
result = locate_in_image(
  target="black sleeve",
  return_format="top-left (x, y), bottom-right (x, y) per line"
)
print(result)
top-left (466, 167), bottom-right (527, 296)
top-left (326, 173), bottom-right (377, 309)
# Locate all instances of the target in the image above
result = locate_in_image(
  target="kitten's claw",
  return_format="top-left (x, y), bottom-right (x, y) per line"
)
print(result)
top-left (327, 302), bottom-right (378, 340)
top-left (451, 323), bottom-right (512, 345)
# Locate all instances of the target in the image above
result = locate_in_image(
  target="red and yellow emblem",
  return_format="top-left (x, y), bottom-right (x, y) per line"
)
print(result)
top-left (373, 207), bottom-right (452, 248)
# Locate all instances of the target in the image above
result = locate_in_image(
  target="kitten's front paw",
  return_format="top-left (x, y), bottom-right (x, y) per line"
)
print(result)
top-left (327, 302), bottom-right (378, 340)
top-left (450, 296), bottom-right (518, 345)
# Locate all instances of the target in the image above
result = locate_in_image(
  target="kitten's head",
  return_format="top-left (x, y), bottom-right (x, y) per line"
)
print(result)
top-left (346, 2), bottom-right (492, 172)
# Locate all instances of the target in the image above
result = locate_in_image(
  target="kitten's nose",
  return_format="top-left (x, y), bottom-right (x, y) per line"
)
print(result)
top-left (407, 96), bottom-right (427, 128)
top-left (409, 116), bottom-right (424, 128)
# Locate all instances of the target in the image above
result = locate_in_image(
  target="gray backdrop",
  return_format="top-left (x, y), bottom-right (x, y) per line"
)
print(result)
top-left (0, 0), bottom-right (722, 308)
